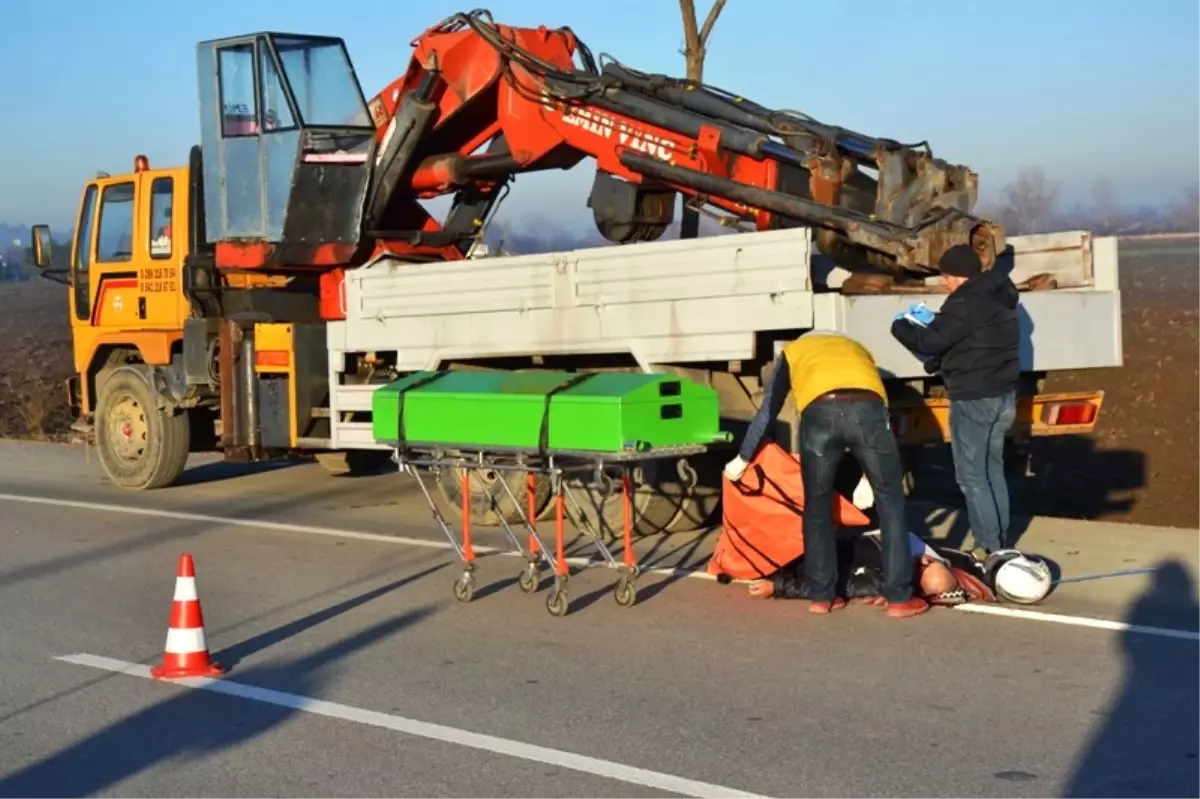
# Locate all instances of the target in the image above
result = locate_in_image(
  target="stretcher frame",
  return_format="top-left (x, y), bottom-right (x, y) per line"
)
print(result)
top-left (392, 442), bottom-right (717, 617)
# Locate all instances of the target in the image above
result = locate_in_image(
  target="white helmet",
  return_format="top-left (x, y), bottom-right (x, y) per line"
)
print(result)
top-left (985, 549), bottom-right (1053, 605)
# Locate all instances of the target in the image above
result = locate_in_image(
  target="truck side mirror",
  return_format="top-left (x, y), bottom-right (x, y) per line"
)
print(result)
top-left (31, 225), bottom-right (52, 269)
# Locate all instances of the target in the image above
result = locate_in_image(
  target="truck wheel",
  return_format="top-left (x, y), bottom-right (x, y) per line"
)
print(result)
top-left (896, 447), bottom-right (918, 498)
top-left (315, 451), bottom-right (394, 476)
top-left (436, 459), bottom-right (552, 527)
top-left (573, 460), bottom-right (689, 539)
top-left (94, 366), bottom-right (190, 490)
top-left (585, 482), bottom-right (687, 538)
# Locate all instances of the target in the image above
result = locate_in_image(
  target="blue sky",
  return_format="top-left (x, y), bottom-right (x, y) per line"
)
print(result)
top-left (2, 0), bottom-right (1197, 230)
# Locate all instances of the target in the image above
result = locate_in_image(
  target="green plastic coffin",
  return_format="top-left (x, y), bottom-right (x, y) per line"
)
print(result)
top-left (370, 370), bottom-right (723, 453)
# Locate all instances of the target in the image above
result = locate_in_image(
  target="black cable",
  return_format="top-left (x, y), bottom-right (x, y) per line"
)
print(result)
top-left (426, 12), bottom-right (932, 165)
top-left (429, 9), bottom-right (605, 110)
top-left (430, 10), bottom-right (934, 159)
top-left (593, 52), bottom-right (933, 156)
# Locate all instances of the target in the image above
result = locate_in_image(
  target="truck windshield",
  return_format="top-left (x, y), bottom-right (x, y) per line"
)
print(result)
top-left (274, 37), bottom-right (371, 128)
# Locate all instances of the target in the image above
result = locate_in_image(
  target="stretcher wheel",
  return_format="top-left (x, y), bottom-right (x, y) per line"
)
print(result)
top-left (614, 577), bottom-right (637, 607)
top-left (546, 589), bottom-right (570, 617)
top-left (453, 572), bottom-right (476, 603)
top-left (518, 564), bottom-right (540, 593)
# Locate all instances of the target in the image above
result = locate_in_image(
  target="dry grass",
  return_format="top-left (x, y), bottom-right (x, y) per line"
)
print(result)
top-left (1031, 239), bottom-right (1200, 527)
top-left (0, 282), bottom-right (75, 441)
top-left (0, 371), bottom-right (60, 440)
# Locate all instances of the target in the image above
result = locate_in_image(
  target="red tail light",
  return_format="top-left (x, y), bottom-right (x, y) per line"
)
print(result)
top-left (1042, 402), bottom-right (1097, 426)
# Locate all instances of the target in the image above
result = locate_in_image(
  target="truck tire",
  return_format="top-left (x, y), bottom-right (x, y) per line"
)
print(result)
top-left (94, 366), bottom-right (190, 490)
top-left (572, 459), bottom-right (689, 539)
top-left (895, 447), bottom-right (919, 498)
top-left (575, 479), bottom-right (685, 538)
top-left (315, 450), bottom-right (394, 476)
top-left (436, 457), bottom-right (553, 527)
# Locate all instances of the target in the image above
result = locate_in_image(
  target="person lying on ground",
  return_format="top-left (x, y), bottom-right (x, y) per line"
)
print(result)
top-left (746, 530), bottom-right (997, 607)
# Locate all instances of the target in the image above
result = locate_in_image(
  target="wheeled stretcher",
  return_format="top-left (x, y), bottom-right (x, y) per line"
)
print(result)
top-left (370, 369), bottom-right (731, 616)
top-left (394, 443), bottom-right (716, 616)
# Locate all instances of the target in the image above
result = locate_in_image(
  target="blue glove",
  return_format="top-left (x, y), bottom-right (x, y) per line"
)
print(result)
top-left (906, 303), bottom-right (936, 326)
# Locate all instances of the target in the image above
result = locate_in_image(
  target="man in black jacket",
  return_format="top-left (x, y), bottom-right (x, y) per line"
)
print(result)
top-left (891, 244), bottom-right (1020, 559)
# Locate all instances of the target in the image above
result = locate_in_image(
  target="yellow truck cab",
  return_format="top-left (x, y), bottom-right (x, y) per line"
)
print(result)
top-left (30, 30), bottom-right (391, 493)
top-left (31, 156), bottom-right (199, 487)
top-left (57, 158), bottom-right (191, 405)
top-left (32, 146), bottom-right (331, 491)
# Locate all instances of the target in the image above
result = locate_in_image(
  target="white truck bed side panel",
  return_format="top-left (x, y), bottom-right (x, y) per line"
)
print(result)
top-left (1000, 230), bottom-right (1096, 287)
top-left (1090, 235), bottom-right (1119, 291)
top-left (326, 229), bottom-right (1121, 378)
top-left (813, 287), bottom-right (1122, 380)
top-left (335, 228), bottom-right (814, 369)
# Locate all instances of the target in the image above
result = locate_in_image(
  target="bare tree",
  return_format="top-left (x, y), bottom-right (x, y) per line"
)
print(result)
top-left (999, 167), bottom-right (1060, 236)
top-left (1090, 177), bottom-right (1120, 234)
top-left (1168, 182), bottom-right (1200, 232)
top-left (678, 0), bottom-right (727, 239)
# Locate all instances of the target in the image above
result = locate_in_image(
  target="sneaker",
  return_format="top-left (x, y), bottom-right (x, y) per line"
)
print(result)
top-left (886, 597), bottom-right (930, 618)
top-left (809, 597), bottom-right (847, 615)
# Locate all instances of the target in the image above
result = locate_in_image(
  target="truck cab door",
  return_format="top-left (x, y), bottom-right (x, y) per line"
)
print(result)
top-left (143, 171), bottom-right (185, 330)
top-left (70, 184), bottom-right (99, 326)
top-left (86, 179), bottom-right (140, 331)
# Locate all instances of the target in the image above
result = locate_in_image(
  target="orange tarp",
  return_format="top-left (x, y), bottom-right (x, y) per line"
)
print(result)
top-left (707, 443), bottom-right (871, 581)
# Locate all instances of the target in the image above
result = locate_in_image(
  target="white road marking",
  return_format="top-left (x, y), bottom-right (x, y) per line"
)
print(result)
top-left (1053, 566), bottom-right (1161, 585)
top-left (55, 653), bottom-right (764, 799)
top-left (953, 603), bottom-right (1200, 641)
top-left (0, 492), bottom-right (701, 580)
top-left (3, 492), bottom-right (1197, 643)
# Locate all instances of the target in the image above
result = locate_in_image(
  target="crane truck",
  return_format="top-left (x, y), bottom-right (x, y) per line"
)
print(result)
top-left (29, 10), bottom-right (1121, 536)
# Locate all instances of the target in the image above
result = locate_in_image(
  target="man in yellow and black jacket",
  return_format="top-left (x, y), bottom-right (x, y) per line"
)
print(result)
top-left (724, 331), bottom-right (929, 619)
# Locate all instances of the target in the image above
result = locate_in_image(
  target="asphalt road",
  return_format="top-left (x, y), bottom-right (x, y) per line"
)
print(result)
top-left (0, 441), bottom-right (1197, 798)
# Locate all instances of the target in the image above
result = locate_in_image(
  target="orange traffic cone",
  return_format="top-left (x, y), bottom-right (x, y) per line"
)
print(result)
top-left (150, 554), bottom-right (224, 679)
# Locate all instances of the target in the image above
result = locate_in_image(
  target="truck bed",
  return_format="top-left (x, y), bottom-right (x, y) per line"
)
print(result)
top-left (327, 227), bottom-right (1122, 380)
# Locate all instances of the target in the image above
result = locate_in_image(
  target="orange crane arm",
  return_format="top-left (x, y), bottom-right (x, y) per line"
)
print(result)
top-left (358, 10), bottom-right (1003, 273)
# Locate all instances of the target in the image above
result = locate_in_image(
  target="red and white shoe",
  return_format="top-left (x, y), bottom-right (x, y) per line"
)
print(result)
top-left (809, 597), bottom-right (848, 615)
top-left (886, 597), bottom-right (930, 619)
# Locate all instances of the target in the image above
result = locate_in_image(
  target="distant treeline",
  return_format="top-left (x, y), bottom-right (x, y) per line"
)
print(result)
top-left (0, 230), bottom-right (69, 283)
top-left (978, 168), bottom-right (1198, 238)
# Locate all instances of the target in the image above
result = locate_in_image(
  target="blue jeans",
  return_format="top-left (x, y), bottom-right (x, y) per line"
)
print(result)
top-left (799, 396), bottom-right (914, 604)
top-left (949, 391), bottom-right (1017, 552)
